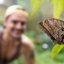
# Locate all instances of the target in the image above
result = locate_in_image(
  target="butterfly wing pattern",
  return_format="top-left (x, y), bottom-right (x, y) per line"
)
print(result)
top-left (39, 18), bottom-right (64, 44)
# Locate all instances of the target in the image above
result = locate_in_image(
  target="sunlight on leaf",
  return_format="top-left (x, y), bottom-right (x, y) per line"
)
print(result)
top-left (51, 0), bottom-right (64, 19)
top-left (51, 44), bottom-right (64, 58)
top-left (31, 0), bottom-right (43, 16)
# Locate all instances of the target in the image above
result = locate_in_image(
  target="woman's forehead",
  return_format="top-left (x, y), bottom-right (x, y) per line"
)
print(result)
top-left (8, 13), bottom-right (28, 20)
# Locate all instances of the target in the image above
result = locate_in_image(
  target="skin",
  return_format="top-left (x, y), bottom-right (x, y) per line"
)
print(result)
top-left (0, 12), bottom-right (35, 64)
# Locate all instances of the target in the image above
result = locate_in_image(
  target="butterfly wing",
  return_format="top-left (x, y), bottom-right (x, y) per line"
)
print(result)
top-left (39, 18), bottom-right (64, 44)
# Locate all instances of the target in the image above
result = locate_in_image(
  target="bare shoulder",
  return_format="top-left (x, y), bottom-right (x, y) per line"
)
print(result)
top-left (21, 34), bottom-right (34, 49)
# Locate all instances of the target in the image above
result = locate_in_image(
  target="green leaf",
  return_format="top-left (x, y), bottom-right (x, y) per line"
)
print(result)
top-left (51, 44), bottom-right (64, 58)
top-left (31, 0), bottom-right (43, 16)
top-left (51, 0), bottom-right (64, 19)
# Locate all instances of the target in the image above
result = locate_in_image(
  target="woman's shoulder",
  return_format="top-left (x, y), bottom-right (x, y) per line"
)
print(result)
top-left (21, 34), bottom-right (34, 49)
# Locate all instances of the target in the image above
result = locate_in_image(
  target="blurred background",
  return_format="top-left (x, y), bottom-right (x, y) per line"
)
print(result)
top-left (0, 0), bottom-right (64, 64)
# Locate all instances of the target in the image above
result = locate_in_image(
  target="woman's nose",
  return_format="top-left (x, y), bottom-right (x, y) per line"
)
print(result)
top-left (16, 23), bottom-right (22, 29)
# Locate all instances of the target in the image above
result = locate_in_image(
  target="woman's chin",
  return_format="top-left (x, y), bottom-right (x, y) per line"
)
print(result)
top-left (11, 34), bottom-right (21, 38)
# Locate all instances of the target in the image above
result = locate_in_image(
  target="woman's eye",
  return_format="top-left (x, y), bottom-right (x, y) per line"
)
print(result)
top-left (21, 22), bottom-right (26, 25)
top-left (12, 20), bottom-right (18, 24)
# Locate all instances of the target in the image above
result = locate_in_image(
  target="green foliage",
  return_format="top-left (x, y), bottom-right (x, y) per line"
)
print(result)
top-left (25, 31), bottom-right (35, 43)
top-left (10, 44), bottom-right (64, 64)
top-left (51, 0), bottom-right (64, 58)
top-left (31, 0), bottom-right (43, 16)
top-left (51, 0), bottom-right (64, 19)
top-left (52, 44), bottom-right (64, 58)
top-left (18, 0), bottom-right (26, 6)
top-left (0, 21), bottom-right (3, 25)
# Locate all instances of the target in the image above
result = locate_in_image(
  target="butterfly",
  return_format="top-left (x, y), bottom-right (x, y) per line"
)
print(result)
top-left (39, 18), bottom-right (64, 44)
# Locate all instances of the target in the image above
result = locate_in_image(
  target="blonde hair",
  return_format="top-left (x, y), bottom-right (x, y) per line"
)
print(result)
top-left (4, 5), bottom-right (29, 19)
